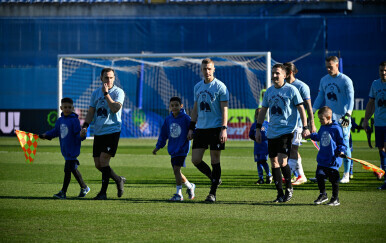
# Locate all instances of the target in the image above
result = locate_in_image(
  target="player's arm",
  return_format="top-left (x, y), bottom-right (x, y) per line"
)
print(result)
top-left (220, 100), bottom-right (228, 144)
top-left (103, 83), bottom-right (122, 113)
top-left (312, 82), bottom-right (325, 114)
top-left (297, 104), bottom-right (310, 138)
top-left (304, 99), bottom-right (317, 133)
top-left (80, 106), bottom-right (95, 137)
top-left (187, 102), bottom-right (198, 140)
top-left (363, 98), bottom-right (375, 130)
top-left (255, 106), bottom-right (268, 143)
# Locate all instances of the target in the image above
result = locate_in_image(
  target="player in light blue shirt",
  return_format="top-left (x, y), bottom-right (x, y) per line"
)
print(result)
top-left (363, 61), bottom-right (386, 189)
top-left (284, 62), bottom-right (317, 186)
top-left (81, 68), bottom-right (126, 200)
top-left (255, 64), bottom-right (310, 203)
top-left (187, 58), bottom-right (229, 203)
top-left (312, 56), bottom-right (355, 183)
top-left (89, 84), bottom-right (124, 135)
top-left (194, 78), bottom-right (229, 129)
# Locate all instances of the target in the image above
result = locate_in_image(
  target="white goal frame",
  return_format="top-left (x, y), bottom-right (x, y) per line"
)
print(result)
top-left (57, 52), bottom-right (272, 117)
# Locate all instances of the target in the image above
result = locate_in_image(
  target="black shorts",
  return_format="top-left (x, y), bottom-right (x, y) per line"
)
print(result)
top-left (93, 132), bottom-right (120, 157)
top-left (268, 133), bottom-right (293, 158)
top-left (192, 128), bottom-right (225, 151)
top-left (171, 156), bottom-right (186, 167)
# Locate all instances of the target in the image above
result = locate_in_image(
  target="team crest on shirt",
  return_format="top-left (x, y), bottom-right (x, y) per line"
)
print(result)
top-left (60, 123), bottom-right (68, 139)
top-left (170, 123), bottom-right (181, 138)
top-left (320, 131), bottom-right (331, 147)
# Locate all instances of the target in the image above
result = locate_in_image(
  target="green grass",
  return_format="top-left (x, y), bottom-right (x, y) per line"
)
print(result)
top-left (0, 137), bottom-right (385, 242)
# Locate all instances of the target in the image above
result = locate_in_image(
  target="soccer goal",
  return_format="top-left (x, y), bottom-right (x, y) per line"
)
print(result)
top-left (58, 52), bottom-right (275, 139)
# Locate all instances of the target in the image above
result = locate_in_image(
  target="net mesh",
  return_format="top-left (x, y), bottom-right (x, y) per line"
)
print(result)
top-left (60, 54), bottom-right (275, 139)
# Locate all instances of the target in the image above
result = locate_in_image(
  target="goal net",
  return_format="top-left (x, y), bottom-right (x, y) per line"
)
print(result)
top-left (58, 52), bottom-right (275, 139)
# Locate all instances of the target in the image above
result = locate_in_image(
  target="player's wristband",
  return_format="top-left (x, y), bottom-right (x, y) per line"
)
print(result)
top-left (189, 121), bottom-right (196, 130)
top-left (303, 125), bottom-right (309, 131)
top-left (344, 113), bottom-right (351, 119)
top-left (256, 123), bottom-right (262, 129)
top-left (82, 122), bottom-right (89, 129)
top-left (104, 92), bottom-right (108, 96)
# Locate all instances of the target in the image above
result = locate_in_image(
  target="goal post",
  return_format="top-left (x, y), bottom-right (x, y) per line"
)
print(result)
top-left (58, 52), bottom-right (275, 139)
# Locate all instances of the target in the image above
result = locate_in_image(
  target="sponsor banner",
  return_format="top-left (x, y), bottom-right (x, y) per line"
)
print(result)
top-left (228, 122), bottom-right (251, 140)
top-left (228, 109), bottom-right (374, 141)
top-left (0, 110), bottom-right (57, 136)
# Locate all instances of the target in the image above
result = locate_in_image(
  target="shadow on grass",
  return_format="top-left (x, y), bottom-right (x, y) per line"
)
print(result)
top-left (0, 195), bottom-right (315, 207)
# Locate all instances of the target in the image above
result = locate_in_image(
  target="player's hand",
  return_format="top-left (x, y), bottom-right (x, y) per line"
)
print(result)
top-left (152, 148), bottom-right (159, 155)
top-left (341, 113), bottom-right (350, 127)
top-left (187, 130), bottom-right (194, 140)
top-left (220, 129), bottom-right (227, 144)
top-left (80, 128), bottom-right (87, 137)
top-left (255, 129), bottom-right (262, 143)
top-left (302, 128), bottom-right (310, 138)
top-left (362, 120), bottom-right (369, 131)
top-left (102, 83), bottom-right (109, 93)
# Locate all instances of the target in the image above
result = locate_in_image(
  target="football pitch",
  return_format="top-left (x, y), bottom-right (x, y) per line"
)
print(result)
top-left (0, 137), bottom-right (385, 242)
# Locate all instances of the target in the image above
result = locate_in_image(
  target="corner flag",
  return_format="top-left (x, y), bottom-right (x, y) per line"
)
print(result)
top-left (15, 130), bottom-right (39, 163)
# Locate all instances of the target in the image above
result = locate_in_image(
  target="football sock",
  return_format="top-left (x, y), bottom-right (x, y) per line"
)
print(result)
top-left (380, 150), bottom-right (386, 171)
top-left (100, 166), bottom-right (111, 194)
top-left (297, 157), bottom-right (305, 177)
top-left (262, 161), bottom-right (272, 177)
top-left (316, 174), bottom-right (326, 194)
top-left (288, 159), bottom-right (298, 177)
top-left (72, 169), bottom-right (87, 189)
top-left (176, 185), bottom-right (183, 196)
top-left (184, 180), bottom-right (193, 189)
top-left (272, 167), bottom-right (283, 196)
top-left (195, 161), bottom-right (212, 180)
top-left (281, 164), bottom-right (292, 189)
top-left (109, 167), bottom-right (121, 183)
top-left (210, 163), bottom-right (221, 195)
top-left (257, 162), bottom-right (264, 179)
top-left (61, 171), bottom-right (71, 193)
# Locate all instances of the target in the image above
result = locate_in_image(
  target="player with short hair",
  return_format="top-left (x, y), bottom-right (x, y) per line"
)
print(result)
top-left (40, 97), bottom-right (90, 199)
top-left (283, 62), bottom-right (316, 185)
top-left (81, 68), bottom-right (126, 200)
top-left (313, 56), bottom-right (355, 183)
top-left (187, 58), bottom-right (229, 203)
top-left (363, 61), bottom-right (386, 189)
top-left (153, 97), bottom-right (196, 201)
top-left (249, 108), bottom-right (272, 184)
top-left (255, 64), bottom-right (310, 203)
top-left (308, 106), bottom-right (346, 206)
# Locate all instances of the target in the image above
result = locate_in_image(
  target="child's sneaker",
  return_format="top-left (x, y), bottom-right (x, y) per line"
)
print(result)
top-left (292, 175), bottom-right (307, 185)
top-left (78, 186), bottom-right (90, 198)
top-left (326, 197), bottom-right (340, 206)
top-left (314, 193), bottom-right (328, 205)
top-left (170, 194), bottom-right (183, 201)
top-left (377, 182), bottom-right (386, 190)
top-left (266, 176), bottom-right (273, 184)
top-left (256, 179), bottom-right (265, 185)
top-left (53, 191), bottom-right (66, 199)
top-left (186, 183), bottom-right (196, 200)
top-left (291, 175), bottom-right (297, 183)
